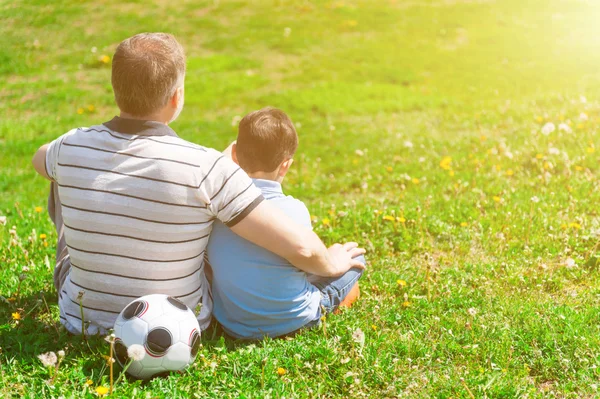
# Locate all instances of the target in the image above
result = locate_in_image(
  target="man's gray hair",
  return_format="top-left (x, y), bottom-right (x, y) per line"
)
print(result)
top-left (111, 33), bottom-right (186, 117)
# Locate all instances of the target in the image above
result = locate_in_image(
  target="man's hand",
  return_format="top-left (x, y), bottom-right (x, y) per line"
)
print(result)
top-left (327, 242), bottom-right (366, 276)
top-left (230, 200), bottom-right (366, 277)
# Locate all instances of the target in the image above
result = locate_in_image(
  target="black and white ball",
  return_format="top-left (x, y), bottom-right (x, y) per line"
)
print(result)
top-left (113, 294), bottom-right (201, 380)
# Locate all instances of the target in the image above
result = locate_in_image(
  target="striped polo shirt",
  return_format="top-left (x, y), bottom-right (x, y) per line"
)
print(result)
top-left (45, 116), bottom-right (263, 335)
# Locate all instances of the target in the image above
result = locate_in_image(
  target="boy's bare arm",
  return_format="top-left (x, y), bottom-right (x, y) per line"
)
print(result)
top-left (230, 200), bottom-right (365, 277)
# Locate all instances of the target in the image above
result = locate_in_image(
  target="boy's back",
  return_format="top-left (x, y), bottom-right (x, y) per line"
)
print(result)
top-left (207, 179), bottom-right (321, 339)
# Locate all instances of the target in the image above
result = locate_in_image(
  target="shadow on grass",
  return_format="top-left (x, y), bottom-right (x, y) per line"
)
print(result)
top-left (0, 290), bottom-right (260, 382)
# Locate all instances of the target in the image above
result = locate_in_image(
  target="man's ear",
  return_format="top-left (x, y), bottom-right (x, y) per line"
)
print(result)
top-left (171, 86), bottom-right (183, 108)
top-left (278, 159), bottom-right (294, 177)
top-left (231, 143), bottom-right (239, 165)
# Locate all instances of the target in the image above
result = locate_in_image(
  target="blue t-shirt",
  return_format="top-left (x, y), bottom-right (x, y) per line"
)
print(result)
top-left (206, 179), bottom-right (321, 339)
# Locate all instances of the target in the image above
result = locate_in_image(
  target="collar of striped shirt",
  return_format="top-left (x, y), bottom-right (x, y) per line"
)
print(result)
top-left (103, 116), bottom-right (178, 137)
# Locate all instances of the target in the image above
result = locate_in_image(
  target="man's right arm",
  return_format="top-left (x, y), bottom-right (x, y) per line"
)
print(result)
top-left (229, 200), bottom-right (365, 277)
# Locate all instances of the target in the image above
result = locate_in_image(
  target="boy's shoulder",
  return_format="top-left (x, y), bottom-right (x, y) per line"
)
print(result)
top-left (271, 192), bottom-right (312, 229)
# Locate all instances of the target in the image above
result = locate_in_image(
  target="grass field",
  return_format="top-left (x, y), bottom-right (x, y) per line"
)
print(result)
top-left (2, 0), bottom-right (600, 397)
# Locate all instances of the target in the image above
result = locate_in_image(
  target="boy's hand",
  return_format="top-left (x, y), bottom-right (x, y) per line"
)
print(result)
top-left (222, 140), bottom-right (236, 159)
top-left (327, 242), bottom-right (366, 276)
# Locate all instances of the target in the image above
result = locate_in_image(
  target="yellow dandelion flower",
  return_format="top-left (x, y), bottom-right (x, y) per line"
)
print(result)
top-left (12, 312), bottom-right (21, 320)
top-left (385, 166), bottom-right (393, 172)
top-left (439, 156), bottom-right (452, 170)
top-left (577, 123), bottom-right (584, 129)
top-left (87, 105), bottom-right (95, 112)
top-left (535, 153), bottom-right (543, 159)
top-left (449, 170), bottom-right (455, 176)
top-left (277, 367), bottom-right (286, 376)
top-left (535, 116), bottom-right (543, 123)
top-left (95, 386), bottom-right (109, 396)
top-left (343, 20), bottom-right (358, 28)
top-left (371, 324), bottom-right (377, 331)
top-left (328, 209), bottom-right (335, 216)
top-left (412, 178), bottom-right (420, 184)
top-left (569, 222), bottom-right (581, 230)
top-left (35, 206), bottom-right (43, 213)
top-left (85, 379), bottom-right (93, 386)
top-left (558, 115), bottom-right (565, 122)
top-left (383, 215), bottom-right (395, 222)
top-left (494, 164), bottom-right (502, 171)
top-left (575, 165), bottom-right (583, 171)
top-left (77, 108), bottom-right (84, 115)
top-left (402, 301), bottom-right (411, 308)
top-left (322, 218), bottom-right (330, 226)
top-left (100, 55), bottom-right (110, 64)
top-left (396, 217), bottom-right (406, 223)
top-left (460, 222), bottom-right (468, 227)
top-left (493, 196), bottom-right (501, 203)
top-left (505, 169), bottom-right (514, 176)
top-left (480, 135), bottom-right (487, 141)
top-left (396, 279), bottom-right (407, 287)
top-left (39, 233), bottom-right (47, 239)
top-left (561, 224), bottom-right (568, 230)
top-left (352, 159), bottom-right (359, 165)
top-left (44, 241), bottom-right (48, 247)
top-left (587, 147), bottom-right (595, 154)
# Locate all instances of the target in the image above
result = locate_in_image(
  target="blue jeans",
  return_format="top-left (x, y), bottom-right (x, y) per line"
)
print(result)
top-left (301, 255), bottom-right (366, 329)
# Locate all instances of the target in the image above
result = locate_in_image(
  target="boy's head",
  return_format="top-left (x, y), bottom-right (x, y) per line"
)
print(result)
top-left (233, 107), bottom-right (298, 182)
top-left (112, 33), bottom-right (186, 123)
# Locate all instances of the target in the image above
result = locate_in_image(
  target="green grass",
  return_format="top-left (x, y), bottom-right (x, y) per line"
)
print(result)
top-left (2, 0), bottom-right (600, 397)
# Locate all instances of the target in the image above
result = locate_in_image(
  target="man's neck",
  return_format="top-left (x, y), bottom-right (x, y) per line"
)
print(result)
top-left (120, 111), bottom-right (169, 125)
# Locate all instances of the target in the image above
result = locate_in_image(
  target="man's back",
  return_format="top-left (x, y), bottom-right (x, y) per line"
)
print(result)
top-left (50, 117), bottom-right (263, 334)
top-left (207, 179), bottom-right (321, 339)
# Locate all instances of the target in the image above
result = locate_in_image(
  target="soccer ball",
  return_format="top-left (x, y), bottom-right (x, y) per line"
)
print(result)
top-left (113, 294), bottom-right (201, 380)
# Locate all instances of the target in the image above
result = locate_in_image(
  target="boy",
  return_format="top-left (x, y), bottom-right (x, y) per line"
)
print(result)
top-left (207, 107), bottom-right (365, 340)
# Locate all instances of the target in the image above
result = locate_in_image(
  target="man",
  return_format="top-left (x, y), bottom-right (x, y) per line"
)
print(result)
top-left (31, 33), bottom-right (365, 335)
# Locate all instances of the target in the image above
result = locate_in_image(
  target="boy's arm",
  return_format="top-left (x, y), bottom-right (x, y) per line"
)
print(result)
top-left (230, 200), bottom-right (365, 277)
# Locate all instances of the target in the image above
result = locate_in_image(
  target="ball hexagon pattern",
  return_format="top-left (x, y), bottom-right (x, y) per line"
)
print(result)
top-left (113, 294), bottom-right (201, 380)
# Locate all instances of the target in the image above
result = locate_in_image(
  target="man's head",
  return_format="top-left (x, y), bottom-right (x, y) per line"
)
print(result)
top-left (233, 107), bottom-right (298, 182)
top-left (112, 33), bottom-right (186, 123)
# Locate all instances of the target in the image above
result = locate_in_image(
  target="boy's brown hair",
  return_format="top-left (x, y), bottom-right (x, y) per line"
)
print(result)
top-left (236, 107), bottom-right (298, 173)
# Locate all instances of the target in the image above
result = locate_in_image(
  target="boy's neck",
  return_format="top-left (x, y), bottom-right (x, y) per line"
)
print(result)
top-left (247, 171), bottom-right (283, 184)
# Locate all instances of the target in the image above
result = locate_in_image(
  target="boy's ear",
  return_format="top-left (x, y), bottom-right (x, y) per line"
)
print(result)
top-left (231, 143), bottom-right (239, 165)
top-left (278, 159), bottom-right (293, 177)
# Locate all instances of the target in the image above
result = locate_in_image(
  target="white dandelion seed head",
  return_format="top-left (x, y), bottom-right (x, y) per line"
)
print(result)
top-left (541, 122), bottom-right (556, 136)
top-left (558, 123), bottom-right (572, 133)
top-left (38, 351), bottom-right (58, 367)
top-left (530, 196), bottom-right (540, 203)
top-left (467, 307), bottom-right (478, 316)
top-left (580, 112), bottom-right (588, 121)
top-left (57, 350), bottom-right (65, 358)
top-left (403, 140), bottom-right (414, 148)
top-left (565, 258), bottom-right (576, 269)
top-left (127, 344), bottom-right (146, 361)
top-left (548, 147), bottom-right (560, 155)
top-left (351, 328), bottom-right (365, 346)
